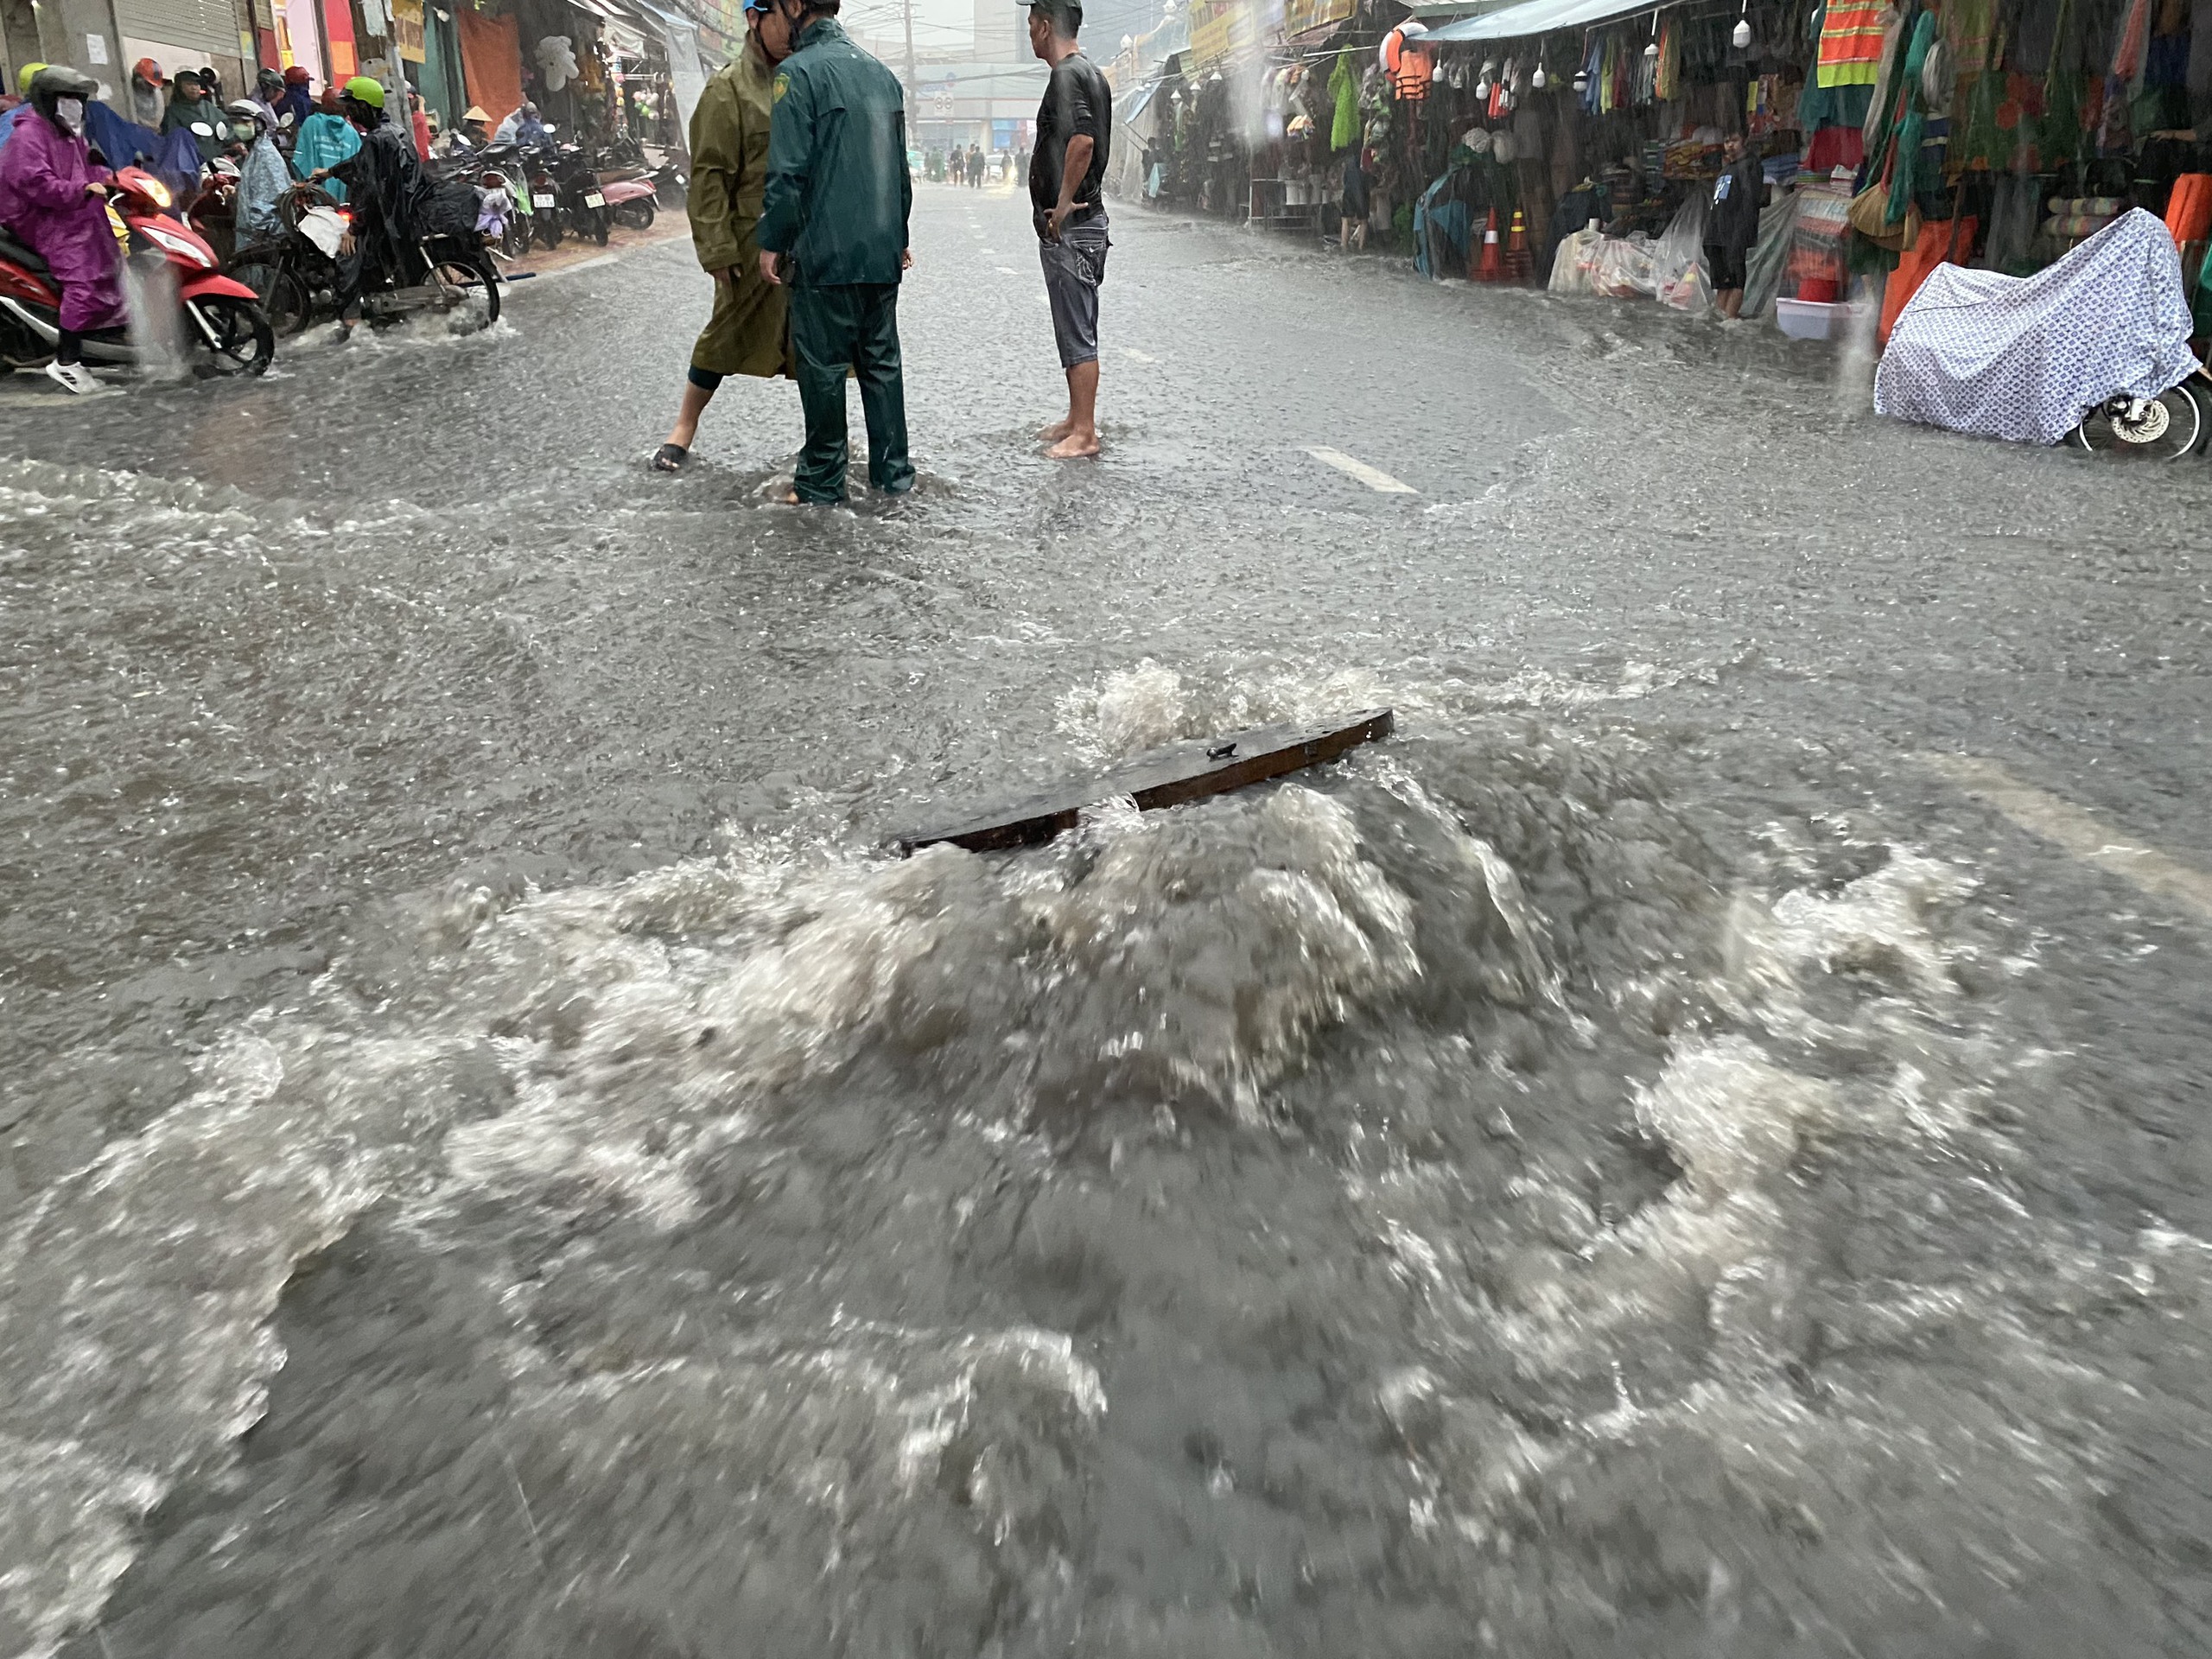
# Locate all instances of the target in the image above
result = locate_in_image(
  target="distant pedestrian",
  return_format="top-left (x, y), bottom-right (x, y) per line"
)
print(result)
top-left (758, 0), bottom-right (916, 504)
top-left (966, 143), bottom-right (983, 187)
top-left (1014, 144), bottom-right (1029, 187)
top-left (1705, 132), bottom-right (1761, 321)
top-left (652, 0), bottom-right (796, 471)
top-left (1027, 0), bottom-right (1109, 459)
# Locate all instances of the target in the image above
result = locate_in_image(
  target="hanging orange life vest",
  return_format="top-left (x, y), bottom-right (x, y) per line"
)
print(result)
top-left (1384, 29), bottom-right (1433, 100)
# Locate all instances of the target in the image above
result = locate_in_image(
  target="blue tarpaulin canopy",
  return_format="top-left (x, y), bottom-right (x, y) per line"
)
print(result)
top-left (1414, 0), bottom-right (1661, 44)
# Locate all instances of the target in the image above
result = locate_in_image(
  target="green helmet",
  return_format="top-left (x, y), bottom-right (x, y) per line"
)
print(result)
top-left (339, 73), bottom-right (385, 109)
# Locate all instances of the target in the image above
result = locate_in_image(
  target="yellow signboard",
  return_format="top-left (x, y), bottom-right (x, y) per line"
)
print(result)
top-left (1283, 0), bottom-right (1353, 37)
top-left (391, 0), bottom-right (425, 62)
top-left (1185, 0), bottom-right (1254, 68)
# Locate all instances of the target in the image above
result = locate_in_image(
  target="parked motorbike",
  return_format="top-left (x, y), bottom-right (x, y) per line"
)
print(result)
top-left (523, 144), bottom-right (566, 251)
top-left (0, 166), bottom-right (273, 378)
top-left (599, 132), bottom-right (687, 209)
top-left (601, 175), bottom-right (658, 232)
top-left (1877, 208), bottom-right (2206, 460)
top-left (429, 142), bottom-right (536, 258)
top-left (553, 145), bottom-right (613, 245)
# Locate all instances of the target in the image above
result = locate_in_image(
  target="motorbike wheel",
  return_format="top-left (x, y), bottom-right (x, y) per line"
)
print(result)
top-left (535, 214), bottom-right (563, 251)
top-left (232, 264), bottom-right (312, 338)
top-left (617, 198), bottom-right (656, 231)
top-left (2068, 382), bottom-right (2205, 460)
top-left (432, 254), bottom-right (501, 334)
top-left (589, 207), bottom-right (610, 246)
top-left (186, 294), bottom-right (276, 376)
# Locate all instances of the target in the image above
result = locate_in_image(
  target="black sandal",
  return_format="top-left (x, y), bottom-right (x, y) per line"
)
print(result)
top-left (651, 443), bottom-right (689, 472)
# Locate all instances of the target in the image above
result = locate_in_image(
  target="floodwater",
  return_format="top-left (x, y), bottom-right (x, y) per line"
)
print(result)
top-left (4, 181), bottom-right (2212, 1658)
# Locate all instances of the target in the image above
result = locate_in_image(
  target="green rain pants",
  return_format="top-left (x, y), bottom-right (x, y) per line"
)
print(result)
top-left (790, 281), bottom-right (913, 503)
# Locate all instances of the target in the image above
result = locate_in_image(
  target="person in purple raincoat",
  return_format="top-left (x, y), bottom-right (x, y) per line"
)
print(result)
top-left (0, 66), bottom-right (127, 394)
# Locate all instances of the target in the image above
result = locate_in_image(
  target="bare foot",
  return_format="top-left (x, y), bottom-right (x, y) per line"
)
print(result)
top-left (1037, 416), bottom-right (1074, 442)
top-left (1043, 429), bottom-right (1100, 460)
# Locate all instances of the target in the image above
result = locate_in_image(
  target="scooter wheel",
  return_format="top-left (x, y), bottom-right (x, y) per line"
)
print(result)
top-left (591, 208), bottom-right (610, 246)
top-left (188, 294), bottom-right (276, 376)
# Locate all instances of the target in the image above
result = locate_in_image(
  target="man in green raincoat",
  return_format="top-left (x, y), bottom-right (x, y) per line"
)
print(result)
top-left (654, 0), bottom-right (797, 471)
top-left (756, 0), bottom-right (915, 504)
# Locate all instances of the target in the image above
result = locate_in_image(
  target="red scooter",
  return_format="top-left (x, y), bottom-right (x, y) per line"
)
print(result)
top-left (0, 166), bottom-right (275, 380)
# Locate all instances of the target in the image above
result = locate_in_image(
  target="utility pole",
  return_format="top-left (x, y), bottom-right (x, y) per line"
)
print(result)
top-left (900, 0), bottom-right (918, 127)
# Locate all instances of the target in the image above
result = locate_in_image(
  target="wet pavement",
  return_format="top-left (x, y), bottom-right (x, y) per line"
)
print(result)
top-left (4, 175), bottom-right (2212, 1658)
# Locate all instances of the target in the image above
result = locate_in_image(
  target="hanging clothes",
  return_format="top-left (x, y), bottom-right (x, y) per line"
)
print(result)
top-left (1818, 0), bottom-right (1890, 86)
top-left (1329, 49), bottom-right (1360, 151)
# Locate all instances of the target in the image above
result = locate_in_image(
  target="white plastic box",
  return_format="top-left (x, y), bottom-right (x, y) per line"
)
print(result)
top-left (1775, 297), bottom-right (1849, 340)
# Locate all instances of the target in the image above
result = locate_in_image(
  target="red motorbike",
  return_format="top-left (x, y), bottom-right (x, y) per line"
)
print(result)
top-left (0, 165), bottom-right (275, 379)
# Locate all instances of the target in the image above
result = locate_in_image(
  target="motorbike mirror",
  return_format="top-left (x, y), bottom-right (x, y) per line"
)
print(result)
top-left (279, 111), bottom-right (294, 128)
top-left (542, 121), bottom-right (556, 132)
top-left (191, 121), bottom-right (214, 136)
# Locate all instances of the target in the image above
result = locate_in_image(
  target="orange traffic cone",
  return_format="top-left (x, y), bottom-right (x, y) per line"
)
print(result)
top-left (1476, 207), bottom-right (1502, 281)
top-left (1503, 207), bottom-right (1532, 281)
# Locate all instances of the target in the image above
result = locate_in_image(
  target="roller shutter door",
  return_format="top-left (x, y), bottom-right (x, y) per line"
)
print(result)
top-left (116, 0), bottom-right (246, 61)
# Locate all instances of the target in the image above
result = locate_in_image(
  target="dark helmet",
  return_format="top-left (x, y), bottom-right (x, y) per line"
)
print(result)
top-left (257, 66), bottom-right (285, 93)
top-left (28, 64), bottom-right (98, 126)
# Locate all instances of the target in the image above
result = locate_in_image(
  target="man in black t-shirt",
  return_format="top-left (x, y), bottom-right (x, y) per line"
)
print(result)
top-left (1027, 0), bottom-right (1111, 458)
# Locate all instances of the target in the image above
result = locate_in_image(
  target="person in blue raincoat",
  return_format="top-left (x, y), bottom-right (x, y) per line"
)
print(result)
top-left (0, 62), bottom-right (49, 156)
top-left (289, 88), bottom-right (359, 202)
top-left (226, 99), bottom-right (289, 245)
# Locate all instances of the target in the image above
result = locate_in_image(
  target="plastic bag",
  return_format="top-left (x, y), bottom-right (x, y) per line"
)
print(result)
top-left (1589, 233), bottom-right (1657, 297)
top-left (1548, 226), bottom-right (1599, 293)
top-left (1650, 192), bottom-right (1707, 308)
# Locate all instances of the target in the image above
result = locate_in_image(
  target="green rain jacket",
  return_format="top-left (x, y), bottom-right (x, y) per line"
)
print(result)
top-left (758, 16), bottom-right (912, 286)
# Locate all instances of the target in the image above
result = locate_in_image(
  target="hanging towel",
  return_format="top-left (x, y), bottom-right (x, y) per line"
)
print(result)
top-left (1819, 0), bottom-right (1891, 86)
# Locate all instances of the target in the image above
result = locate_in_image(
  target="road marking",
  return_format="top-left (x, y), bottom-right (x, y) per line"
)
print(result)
top-left (1923, 753), bottom-right (2212, 920)
top-left (1120, 347), bottom-right (1157, 363)
top-left (995, 265), bottom-right (1017, 274)
top-left (1305, 446), bottom-right (1416, 494)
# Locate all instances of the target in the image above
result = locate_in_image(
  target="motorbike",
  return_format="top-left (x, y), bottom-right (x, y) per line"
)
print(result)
top-left (552, 145), bottom-right (613, 245)
top-left (0, 165), bottom-right (273, 378)
top-left (522, 143), bottom-right (566, 251)
top-left (598, 132), bottom-right (687, 210)
top-left (226, 182), bottom-right (348, 336)
top-left (1877, 207), bottom-right (2207, 460)
top-left (429, 142), bottom-right (537, 259)
top-left (601, 175), bottom-right (658, 232)
top-left (227, 178), bottom-right (500, 337)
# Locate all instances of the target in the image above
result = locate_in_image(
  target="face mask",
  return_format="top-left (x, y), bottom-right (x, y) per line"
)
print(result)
top-left (54, 97), bottom-right (84, 133)
top-left (234, 123), bottom-right (256, 141)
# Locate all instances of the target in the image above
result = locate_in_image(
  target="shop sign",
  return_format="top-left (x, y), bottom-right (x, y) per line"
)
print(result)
top-left (1283, 0), bottom-right (1352, 37)
top-left (1186, 0), bottom-right (1254, 68)
top-left (391, 0), bottom-right (426, 61)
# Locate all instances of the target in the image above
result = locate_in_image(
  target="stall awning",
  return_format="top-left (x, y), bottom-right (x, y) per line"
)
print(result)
top-left (1415, 0), bottom-right (1662, 43)
top-left (627, 0), bottom-right (709, 128)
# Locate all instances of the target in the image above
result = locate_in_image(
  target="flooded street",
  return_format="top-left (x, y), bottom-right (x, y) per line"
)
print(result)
top-left (5, 179), bottom-right (2212, 1657)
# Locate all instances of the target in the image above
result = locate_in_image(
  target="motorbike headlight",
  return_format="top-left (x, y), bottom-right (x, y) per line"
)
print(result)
top-left (143, 177), bottom-right (173, 208)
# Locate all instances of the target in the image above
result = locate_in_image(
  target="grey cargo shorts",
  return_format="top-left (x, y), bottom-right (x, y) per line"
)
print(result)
top-left (1039, 211), bottom-right (1109, 369)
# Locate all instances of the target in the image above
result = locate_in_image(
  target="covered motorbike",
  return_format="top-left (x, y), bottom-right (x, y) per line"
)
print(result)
top-left (1875, 208), bottom-right (2205, 457)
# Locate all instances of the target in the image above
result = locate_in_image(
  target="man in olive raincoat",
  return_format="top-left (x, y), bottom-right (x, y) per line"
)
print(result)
top-left (756, 0), bottom-right (914, 504)
top-left (653, 0), bottom-right (795, 471)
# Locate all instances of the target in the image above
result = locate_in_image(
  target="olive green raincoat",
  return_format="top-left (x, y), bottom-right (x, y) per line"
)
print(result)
top-left (687, 40), bottom-right (791, 378)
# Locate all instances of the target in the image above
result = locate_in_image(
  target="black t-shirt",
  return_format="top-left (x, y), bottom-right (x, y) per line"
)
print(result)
top-left (1031, 51), bottom-right (1110, 235)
